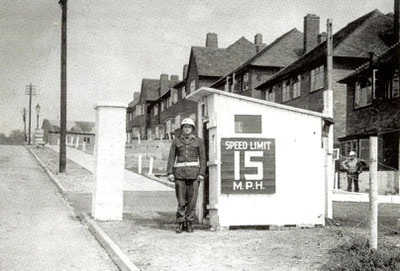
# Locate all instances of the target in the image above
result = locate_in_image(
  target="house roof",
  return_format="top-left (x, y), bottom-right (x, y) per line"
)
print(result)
top-left (128, 99), bottom-right (140, 108)
top-left (255, 9), bottom-right (394, 89)
top-left (211, 28), bottom-right (304, 87)
top-left (191, 37), bottom-right (258, 77)
top-left (339, 42), bottom-right (400, 83)
top-left (160, 80), bottom-right (181, 97)
top-left (140, 79), bottom-right (160, 102)
top-left (45, 119), bottom-right (96, 134)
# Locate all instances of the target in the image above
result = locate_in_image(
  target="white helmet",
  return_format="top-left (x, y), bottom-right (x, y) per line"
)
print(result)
top-left (349, 151), bottom-right (356, 156)
top-left (181, 118), bottom-right (195, 129)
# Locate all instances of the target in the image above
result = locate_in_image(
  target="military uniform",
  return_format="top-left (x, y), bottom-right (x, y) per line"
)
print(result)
top-left (167, 133), bottom-right (206, 225)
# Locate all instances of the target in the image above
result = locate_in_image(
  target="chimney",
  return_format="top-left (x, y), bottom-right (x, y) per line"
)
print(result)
top-left (170, 75), bottom-right (179, 81)
top-left (206, 33), bottom-right (218, 48)
top-left (395, 0), bottom-right (400, 42)
top-left (254, 33), bottom-right (263, 45)
top-left (303, 14), bottom-right (320, 53)
top-left (160, 74), bottom-right (169, 94)
top-left (133, 92), bottom-right (140, 101)
top-left (318, 32), bottom-right (327, 43)
top-left (183, 64), bottom-right (188, 80)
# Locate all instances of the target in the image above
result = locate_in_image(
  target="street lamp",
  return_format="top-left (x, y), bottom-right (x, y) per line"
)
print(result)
top-left (35, 103), bottom-right (41, 129)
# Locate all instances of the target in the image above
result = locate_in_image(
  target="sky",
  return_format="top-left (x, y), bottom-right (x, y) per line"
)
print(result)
top-left (0, 0), bottom-right (395, 135)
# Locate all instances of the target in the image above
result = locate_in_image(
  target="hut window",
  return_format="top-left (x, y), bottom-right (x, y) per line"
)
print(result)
top-left (234, 115), bottom-right (262, 134)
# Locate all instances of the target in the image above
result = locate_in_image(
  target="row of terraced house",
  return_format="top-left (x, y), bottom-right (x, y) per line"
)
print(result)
top-left (127, 0), bottom-right (400, 171)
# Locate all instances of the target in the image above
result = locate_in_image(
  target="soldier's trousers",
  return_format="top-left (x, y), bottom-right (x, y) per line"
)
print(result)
top-left (175, 179), bottom-right (199, 223)
top-left (347, 173), bottom-right (359, 192)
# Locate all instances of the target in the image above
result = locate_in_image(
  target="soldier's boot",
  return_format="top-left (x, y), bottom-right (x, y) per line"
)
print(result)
top-left (182, 222), bottom-right (187, 232)
top-left (176, 222), bottom-right (184, 234)
top-left (186, 222), bottom-right (193, 233)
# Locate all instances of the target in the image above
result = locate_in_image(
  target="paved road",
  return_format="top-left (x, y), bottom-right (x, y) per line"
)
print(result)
top-left (48, 145), bottom-right (172, 192)
top-left (0, 145), bottom-right (119, 271)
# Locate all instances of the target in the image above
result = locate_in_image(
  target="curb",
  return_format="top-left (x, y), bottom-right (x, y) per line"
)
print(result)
top-left (25, 146), bottom-right (140, 271)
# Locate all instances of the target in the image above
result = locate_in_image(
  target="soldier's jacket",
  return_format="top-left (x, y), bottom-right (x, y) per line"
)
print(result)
top-left (167, 134), bottom-right (206, 180)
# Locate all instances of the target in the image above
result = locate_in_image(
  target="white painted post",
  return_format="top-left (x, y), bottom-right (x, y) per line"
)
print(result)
top-left (138, 154), bottom-right (142, 174)
top-left (92, 102), bottom-right (127, 221)
top-left (82, 141), bottom-right (86, 152)
top-left (137, 133), bottom-right (141, 145)
top-left (75, 136), bottom-right (79, 148)
top-left (148, 156), bottom-right (154, 175)
top-left (168, 132), bottom-right (171, 140)
top-left (369, 136), bottom-right (378, 250)
top-left (398, 138), bottom-right (400, 195)
top-left (57, 137), bottom-right (60, 146)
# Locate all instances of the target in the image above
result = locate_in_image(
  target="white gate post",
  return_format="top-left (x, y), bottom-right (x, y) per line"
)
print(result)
top-left (92, 102), bottom-right (127, 221)
top-left (369, 136), bottom-right (378, 250)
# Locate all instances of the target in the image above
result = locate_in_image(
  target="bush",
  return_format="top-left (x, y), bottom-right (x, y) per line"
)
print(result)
top-left (322, 237), bottom-right (400, 271)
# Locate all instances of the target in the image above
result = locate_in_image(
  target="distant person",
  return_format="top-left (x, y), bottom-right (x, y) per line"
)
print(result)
top-left (167, 118), bottom-right (206, 233)
top-left (341, 151), bottom-right (364, 192)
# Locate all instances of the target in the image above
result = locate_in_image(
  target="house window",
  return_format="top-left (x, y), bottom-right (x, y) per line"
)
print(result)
top-left (190, 80), bottom-right (196, 93)
top-left (166, 119), bottom-right (172, 134)
top-left (160, 101), bottom-right (164, 112)
top-left (310, 65), bottom-right (324, 92)
top-left (266, 88), bottom-right (275, 102)
top-left (189, 113), bottom-right (196, 122)
top-left (167, 96), bottom-right (172, 107)
top-left (182, 86), bottom-right (186, 98)
top-left (392, 71), bottom-right (399, 98)
top-left (292, 75), bottom-right (301, 98)
top-left (172, 89), bottom-right (178, 104)
top-left (234, 115), bottom-right (262, 133)
top-left (359, 138), bottom-right (369, 167)
top-left (154, 105), bottom-right (158, 116)
top-left (142, 104), bottom-right (146, 115)
top-left (83, 137), bottom-right (91, 144)
top-left (242, 73), bottom-right (249, 91)
top-left (282, 80), bottom-right (290, 102)
top-left (135, 105), bottom-right (141, 116)
top-left (355, 77), bottom-right (372, 108)
top-left (174, 115), bottom-right (181, 130)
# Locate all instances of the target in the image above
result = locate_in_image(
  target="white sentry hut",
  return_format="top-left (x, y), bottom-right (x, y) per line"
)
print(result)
top-left (187, 87), bottom-right (333, 229)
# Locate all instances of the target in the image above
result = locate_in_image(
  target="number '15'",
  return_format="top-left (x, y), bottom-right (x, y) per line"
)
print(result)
top-left (234, 151), bottom-right (263, 180)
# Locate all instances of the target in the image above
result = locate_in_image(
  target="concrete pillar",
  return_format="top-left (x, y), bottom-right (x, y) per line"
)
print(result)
top-left (92, 102), bottom-right (127, 221)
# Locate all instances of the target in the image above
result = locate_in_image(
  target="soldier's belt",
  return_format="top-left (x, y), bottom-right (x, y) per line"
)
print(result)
top-left (174, 161), bottom-right (200, 167)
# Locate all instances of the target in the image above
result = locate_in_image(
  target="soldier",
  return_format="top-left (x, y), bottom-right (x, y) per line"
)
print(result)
top-left (167, 118), bottom-right (206, 233)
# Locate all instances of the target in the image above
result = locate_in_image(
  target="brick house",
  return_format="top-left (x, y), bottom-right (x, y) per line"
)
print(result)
top-left (184, 33), bottom-right (260, 127)
top-left (338, 42), bottom-right (399, 170)
top-left (210, 28), bottom-right (304, 99)
top-left (255, 10), bottom-right (395, 146)
top-left (126, 92), bottom-right (140, 142)
top-left (145, 74), bottom-right (180, 139)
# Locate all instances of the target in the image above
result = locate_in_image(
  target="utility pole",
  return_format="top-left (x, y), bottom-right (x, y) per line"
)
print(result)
top-left (25, 83), bottom-right (36, 145)
top-left (323, 19), bottom-right (334, 219)
top-left (59, 0), bottom-right (67, 173)
top-left (22, 107), bottom-right (27, 142)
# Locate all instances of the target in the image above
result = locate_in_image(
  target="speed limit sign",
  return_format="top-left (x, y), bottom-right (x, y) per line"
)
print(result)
top-left (221, 138), bottom-right (276, 194)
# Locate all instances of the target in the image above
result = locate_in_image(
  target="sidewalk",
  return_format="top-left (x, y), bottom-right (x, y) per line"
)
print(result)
top-left (48, 145), bottom-right (172, 192)
top-left (0, 145), bottom-right (118, 271)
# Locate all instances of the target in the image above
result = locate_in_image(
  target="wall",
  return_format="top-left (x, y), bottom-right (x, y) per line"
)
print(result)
top-left (338, 171), bottom-right (399, 195)
top-left (206, 91), bottom-right (325, 227)
top-left (346, 85), bottom-right (400, 136)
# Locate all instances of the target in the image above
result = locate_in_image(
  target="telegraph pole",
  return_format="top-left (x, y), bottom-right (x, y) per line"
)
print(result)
top-left (59, 0), bottom-right (67, 172)
top-left (22, 107), bottom-right (27, 142)
top-left (25, 83), bottom-right (36, 145)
